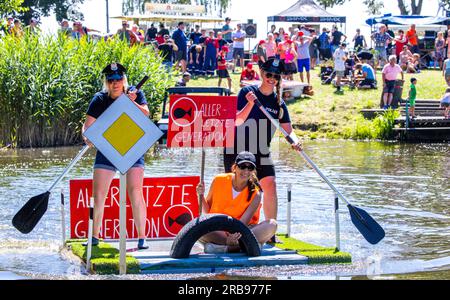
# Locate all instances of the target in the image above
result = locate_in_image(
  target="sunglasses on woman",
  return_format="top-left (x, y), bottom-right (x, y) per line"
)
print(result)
top-left (107, 79), bottom-right (123, 84)
top-left (264, 72), bottom-right (281, 81)
top-left (237, 163), bottom-right (256, 171)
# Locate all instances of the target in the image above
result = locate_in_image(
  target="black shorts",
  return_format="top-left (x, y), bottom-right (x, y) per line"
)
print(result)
top-left (217, 69), bottom-right (230, 78)
top-left (223, 152), bottom-right (275, 180)
top-left (383, 80), bottom-right (396, 94)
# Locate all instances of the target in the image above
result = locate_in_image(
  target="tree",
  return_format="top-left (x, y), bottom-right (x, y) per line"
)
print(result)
top-left (17, 0), bottom-right (85, 25)
top-left (122, 0), bottom-right (231, 16)
top-left (0, 0), bottom-right (27, 17)
top-left (317, 0), bottom-right (432, 15)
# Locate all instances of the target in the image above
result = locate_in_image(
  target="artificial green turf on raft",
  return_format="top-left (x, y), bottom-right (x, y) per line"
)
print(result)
top-left (65, 239), bottom-right (140, 275)
top-left (273, 234), bottom-right (352, 264)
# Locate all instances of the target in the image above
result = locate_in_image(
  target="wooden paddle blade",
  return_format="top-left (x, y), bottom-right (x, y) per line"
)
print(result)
top-left (348, 204), bottom-right (385, 245)
top-left (12, 192), bottom-right (50, 234)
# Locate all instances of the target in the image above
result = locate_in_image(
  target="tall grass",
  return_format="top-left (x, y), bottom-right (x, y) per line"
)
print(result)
top-left (342, 109), bottom-right (400, 140)
top-left (0, 34), bottom-right (172, 148)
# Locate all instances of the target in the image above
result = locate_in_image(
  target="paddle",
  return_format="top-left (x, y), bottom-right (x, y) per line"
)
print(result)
top-left (12, 145), bottom-right (90, 234)
top-left (251, 98), bottom-right (385, 245)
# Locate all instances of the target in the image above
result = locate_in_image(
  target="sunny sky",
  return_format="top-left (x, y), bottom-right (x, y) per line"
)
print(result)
top-left (40, 0), bottom-right (445, 48)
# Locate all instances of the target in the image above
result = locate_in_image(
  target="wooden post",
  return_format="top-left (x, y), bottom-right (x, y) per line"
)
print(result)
top-left (60, 188), bottom-right (66, 247)
top-left (286, 184), bottom-right (292, 238)
top-left (198, 148), bottom-right (206, 216)
top-left (119, 173), bottom-right (127, 275)
top-left (334, 193), bottom-right (341, 251)
top-left (86, 197), bottom-right (94, 272)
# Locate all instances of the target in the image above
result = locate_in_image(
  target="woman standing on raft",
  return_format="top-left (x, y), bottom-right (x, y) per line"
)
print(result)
top-left (223, 58), bottom-right (302, 242)
top-left (81, 63), bottom-right (150, 250)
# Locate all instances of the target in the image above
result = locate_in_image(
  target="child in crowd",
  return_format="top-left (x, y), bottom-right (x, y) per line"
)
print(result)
top-left (408, 78), bottom-right (417, 119)
top-left (443, 57), bottom-right (450, 86)
top-left (217, 46), bottom-right (232, 92)
top-left (240, 62), bottom-right (260, 87)
top-left (440, 88), bottom-right (450, 119)
top-left (175, 72), bottom-right (191, 87)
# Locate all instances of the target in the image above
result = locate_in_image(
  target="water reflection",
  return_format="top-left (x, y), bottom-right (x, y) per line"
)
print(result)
top-left (0, 140), bottom-right (448, 278)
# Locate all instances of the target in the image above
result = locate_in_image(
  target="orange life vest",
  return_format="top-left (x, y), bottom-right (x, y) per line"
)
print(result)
top-left (208, 173), bottom-right (261, 225)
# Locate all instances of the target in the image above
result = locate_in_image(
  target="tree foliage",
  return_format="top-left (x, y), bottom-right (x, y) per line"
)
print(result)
top-left (16, 0), bottom-right (85, 25)
top-left (0, 0), bottom-right (27, 17)
top-left (122, 0), bottom-right (231, 16)
top-left (317, 0), bottom-right (435, 15)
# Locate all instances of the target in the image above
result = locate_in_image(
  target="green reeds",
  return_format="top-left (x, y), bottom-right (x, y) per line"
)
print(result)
top-left (0, 33), bottom-right (172, 148)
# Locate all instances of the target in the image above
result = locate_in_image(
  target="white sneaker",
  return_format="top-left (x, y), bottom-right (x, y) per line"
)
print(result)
top-left (203, 243), bottom-right (228, 254)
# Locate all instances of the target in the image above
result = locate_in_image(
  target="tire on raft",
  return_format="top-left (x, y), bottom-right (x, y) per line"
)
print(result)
top-left (170, 213), bottom-right (261, 258)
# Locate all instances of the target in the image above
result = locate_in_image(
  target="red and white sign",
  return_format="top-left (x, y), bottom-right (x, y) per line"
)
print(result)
top-left (167, 95), bottom-right (237, 148)
top-left (70, 176), bottom-right (199, 239)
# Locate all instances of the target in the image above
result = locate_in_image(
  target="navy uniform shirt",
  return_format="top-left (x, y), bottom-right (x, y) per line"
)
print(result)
top-left (86, 88), bottom-right (147, 119)
top-left (232, 85), bottom-right (291, 157)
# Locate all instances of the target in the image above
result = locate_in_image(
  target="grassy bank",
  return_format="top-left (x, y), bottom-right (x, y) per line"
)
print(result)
top-left (274, 234), bottom-right (352, 264)
top-left (186, 67), bottom-right (445, 140)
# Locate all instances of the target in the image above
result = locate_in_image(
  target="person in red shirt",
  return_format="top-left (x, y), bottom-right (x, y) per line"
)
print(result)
top-left (217, 46), bottom-right (232, 91)
top-left (240, 62), bottom-right (260, 87)
top-left (406, 24), bottom-right (419, 54)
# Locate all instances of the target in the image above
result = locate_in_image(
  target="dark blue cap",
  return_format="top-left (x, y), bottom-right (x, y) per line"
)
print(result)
top-left (235, 151), bottom-right (256, 168)
top-left (102, 62), bottom-right (126, 80)
top-left (260, 58), bottom-right (285, 75)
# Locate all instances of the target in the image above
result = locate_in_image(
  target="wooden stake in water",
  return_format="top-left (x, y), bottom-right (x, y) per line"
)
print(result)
top-left (198, 148), bottom-right (206, 216)
top-left (119, 173), bottom-right (127, 275)
top-left (287, 184), bottom-right (292, 238)
top-left (86, 197), bottom-right (94, 272)
top-left (60, 188), bottom-right (66, 247)
top-left (334, 193), bottom-right (341, 251)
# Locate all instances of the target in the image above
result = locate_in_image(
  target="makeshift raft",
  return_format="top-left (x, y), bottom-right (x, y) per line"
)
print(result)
top-left (65, 235), bottom-right (351, 275)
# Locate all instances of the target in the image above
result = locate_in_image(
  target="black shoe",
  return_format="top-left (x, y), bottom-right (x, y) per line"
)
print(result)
top-left (268, 235), bottom-right (282, 244)
top-left (82, 237), bottom-right (99, 247)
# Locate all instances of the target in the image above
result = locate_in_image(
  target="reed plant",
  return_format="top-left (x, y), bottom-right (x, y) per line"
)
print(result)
top-left (0, 33), bottom-right (172, 148)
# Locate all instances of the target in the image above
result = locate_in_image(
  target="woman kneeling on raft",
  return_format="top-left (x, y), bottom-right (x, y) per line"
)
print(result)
top-left (196, 151), bottom-right (277, 253)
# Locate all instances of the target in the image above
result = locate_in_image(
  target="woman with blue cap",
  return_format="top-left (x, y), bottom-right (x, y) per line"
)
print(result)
top-left (81, 63), bottom-right (150, 250)
top-left (224, 58), bottom-right (302, 242)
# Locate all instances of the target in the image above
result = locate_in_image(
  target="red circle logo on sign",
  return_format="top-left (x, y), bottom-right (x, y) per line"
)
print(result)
top-left (162, 204), bottom-right (194, 236)
top-left (170, 97), bottom-right (198, 127)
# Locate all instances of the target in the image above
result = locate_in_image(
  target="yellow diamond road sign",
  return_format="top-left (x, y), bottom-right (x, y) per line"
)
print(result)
top-left (84, 94), bottom-right (163, 174)
top-left (103, 113), bottom-right (145, 156)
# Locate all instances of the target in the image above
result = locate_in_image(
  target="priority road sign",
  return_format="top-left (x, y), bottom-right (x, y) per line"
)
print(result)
top-left (84, 94), bottom-right (163, 174)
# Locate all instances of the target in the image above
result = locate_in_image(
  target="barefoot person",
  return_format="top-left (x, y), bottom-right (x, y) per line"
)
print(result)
top-left (223, 58), bottom-right (302, 242)
top-left (198, 152), bottom-right (277, 253)
top-left (82, 63), bottom-right (150, 249)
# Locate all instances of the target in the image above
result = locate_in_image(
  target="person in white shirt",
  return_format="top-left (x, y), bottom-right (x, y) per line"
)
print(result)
top-left (333, 42), bottom-right (347, 94)
top-left (232, 24), bottom-right (246, 72)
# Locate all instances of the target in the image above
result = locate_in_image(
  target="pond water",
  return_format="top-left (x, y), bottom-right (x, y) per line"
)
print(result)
top-left (0, 139), bottom-right (449, 279)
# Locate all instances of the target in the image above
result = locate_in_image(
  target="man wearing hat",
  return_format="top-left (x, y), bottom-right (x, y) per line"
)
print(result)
top-left (81, 63), bottom-right (150, 250)
top-left (224, 58), bottom-right (302, 235)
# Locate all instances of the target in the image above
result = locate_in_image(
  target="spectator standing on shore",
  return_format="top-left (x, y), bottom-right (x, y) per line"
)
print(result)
top-left (158, 23), bottom-right (169, 37)
top-left (172, 22), bottom-right (189, 73)
top-left (352, 28), bottom-right (367, 52)
top-left (58, 19), bottom-right (72, 37)
top-left (189, 24), bottom-right (202, 45)
top-left (217, 46), bottom-right (232, 91)
top-left (381, 55), bottom-right (404, 109)
top-left (442, 57), bottom-right (450, 86)
top-left (435, 32), bottom-right (446, 70)
top-left (309, 29), bottom-right (320, 69)
top-left (24, 18), bottom-right (41, 35)
top-left (269, 24), bottom-right (276, 35)
top-left (408, 78), bottom-right (418, 119)
top-left (188, 44), bottom-right (204, 76)
top-left (232, 24), bottom-right (246, 72)
top-left (145, 23), bottom-right (157, 42)
top-left (331, 25), bottom-right (347, 54)
top-left (216, 32), bottom-right (228, 52)
top-left (11, 19), bottom-right (23, 38)
top-left (256, 40), bottom-right (267, 66)
top-left (283, 40), bottom-right (298, 81)
top-left (394, 29), bottom-right (407, 61)
top-left (222, 17), bottom-right (233, 43)
top-left (295, 32), bottom-right (313, 85)
top-left (318, 27), bottom-right (332, 61)
top-left (406, 24), bottom-right (419, 54)
top-left (116, 20), bottom-right (137, 45)
top-left (204, 30), bottom-right (218, 76)
top-left (131, 24), bottom-right (144, 44)
top-left (158, 35), bottom-right (178, 71)
top-left (333, 42), bottom-right (347, 94)
top-left (385, 24), bottom-right (395, 56)
top-left (372, 24), bottom-right (392, 70)
top-left (266, 33), bottom-right (277, 59)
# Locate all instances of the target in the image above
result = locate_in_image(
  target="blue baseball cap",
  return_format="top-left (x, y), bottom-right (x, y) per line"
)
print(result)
top-left (102, 62), bottom-right (126, 80)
